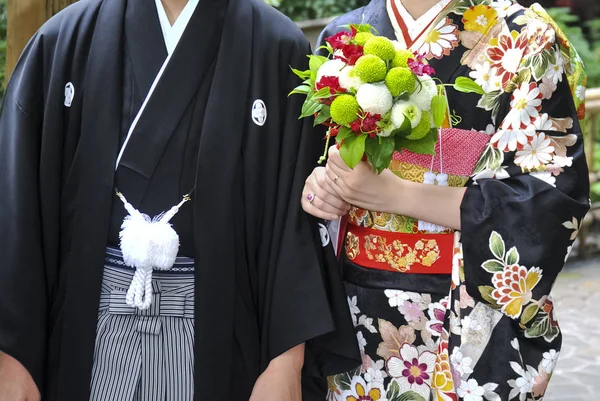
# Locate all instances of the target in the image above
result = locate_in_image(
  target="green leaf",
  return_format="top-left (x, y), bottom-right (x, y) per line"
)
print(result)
top-left (431, 95), bottom-right (448, 128)
top-left (489, 231), bottom-right (506, 260)
top-left (453, 76), bottom-right (485, 95)
top-left (336, 126), bottom-right (354, 142)
top-left (390, 115), bottom-right (415, 138)
top-left (314, 106), bottom-right (331, 126)
top-left (394, 128), bottom-right (438, 155)
top-left (505, 246), bottom-right (520, 266)
top-left (386, 381), bottom-right (401, 400)
top-left (396, 391), bottom-right (427, 401)
top-left (524, 313), bottom-right (551, 339)
top-left (308, 55), bottom-right (328, 74)
top-left (313, 86), bottom-right (333, 100)
top-left (478, 285), bottom-right (502, 310)
top-left (340, 134), bottom-right (367, 169)
top-left (288, 84), bottom-right (311, 97)
top-left (291, 68), bottom-right (311, 80)
top-left (300, 94), bottom-right (323, 119)
top-left (481, 259), bottom-right (505, 273)
top-left (365, 136), bottom-right (395, 174)
top-left (521, 303), bottom-right (540, 326)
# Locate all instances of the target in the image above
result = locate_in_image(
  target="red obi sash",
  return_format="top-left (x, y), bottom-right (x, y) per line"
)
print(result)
top-left (345, 224), bottom-right (453, 274)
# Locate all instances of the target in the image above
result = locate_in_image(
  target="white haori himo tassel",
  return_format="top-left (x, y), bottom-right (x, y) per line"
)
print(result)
top-left (116, 191), bottom-right (190, 310)
top-left (418, 130), bottom-right (449, 233)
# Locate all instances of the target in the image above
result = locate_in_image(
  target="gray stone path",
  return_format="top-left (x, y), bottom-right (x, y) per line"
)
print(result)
top-left (545, 258), bottom-right (600, 400)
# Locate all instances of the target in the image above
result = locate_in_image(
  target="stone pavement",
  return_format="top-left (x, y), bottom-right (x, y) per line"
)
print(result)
top-left (545, 257), bottom-right (600, 401)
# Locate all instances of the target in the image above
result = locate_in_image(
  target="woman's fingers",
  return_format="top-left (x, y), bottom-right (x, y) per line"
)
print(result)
top-left (301, 169), bottom-right (348, 220)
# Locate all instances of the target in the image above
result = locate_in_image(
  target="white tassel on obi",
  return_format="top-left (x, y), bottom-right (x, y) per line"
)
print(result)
top-left (418, 129), bottom-right (449, 233)
top-left (116, 191), bottom-right (191, 309)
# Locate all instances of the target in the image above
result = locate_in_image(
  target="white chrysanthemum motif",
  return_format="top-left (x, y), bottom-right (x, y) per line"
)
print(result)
top-left (356, 82), bottom-right (393, 116)
top-left (469, 61), bottom-right (501, 93)
top-left (339, 66), bottom-right (364, 91)
top-left (411, 75), bottom-right (437, 111)
top-left (515, 133), bottom-right (555, 169)
top-left (391, 100), bottom-right (422, 128)
top-left (316, 59), bottom-right (346, 83)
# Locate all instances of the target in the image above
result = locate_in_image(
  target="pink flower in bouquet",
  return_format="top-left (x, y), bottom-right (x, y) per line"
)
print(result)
top-left (316, 76), bottom-right (346, 95)
top-left (408, 54), bottom-right (436, 76)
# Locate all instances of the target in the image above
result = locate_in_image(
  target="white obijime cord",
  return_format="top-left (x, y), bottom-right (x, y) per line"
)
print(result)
top-left (418, 129), bottom-right (449, 233)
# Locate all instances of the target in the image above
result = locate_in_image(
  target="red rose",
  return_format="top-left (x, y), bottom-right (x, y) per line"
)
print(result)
top-left (316, 76), bottom-right (345, 95)
top-left (350, 119), bottom-right (362, 133)
top-left (335, 44), bottom-right (364, 66)
top-left (326, 29), bottom-right (356, 50)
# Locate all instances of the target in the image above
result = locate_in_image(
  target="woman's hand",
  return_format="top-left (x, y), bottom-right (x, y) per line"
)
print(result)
top-left (301, 166), bottom-right (350, 221)
top-left (249, 344), bottom-right (304, 401)
top-left (325, 146), bottom-right (465, 230)
top-left (325, 146), bottom-right (401, 214)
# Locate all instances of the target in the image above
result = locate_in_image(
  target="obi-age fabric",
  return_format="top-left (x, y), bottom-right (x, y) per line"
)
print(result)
top-left (317, 1), bottom-right (590, 400)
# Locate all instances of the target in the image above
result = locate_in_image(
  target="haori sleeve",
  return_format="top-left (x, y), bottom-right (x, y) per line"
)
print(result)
top-left (459, 16), bottom-right (589, 342)
top-left (0, 32), bottom-right (58, 392)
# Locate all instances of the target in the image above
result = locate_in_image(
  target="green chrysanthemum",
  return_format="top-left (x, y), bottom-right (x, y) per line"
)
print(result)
top-left (354, 55), bottom-right (387, 83)
top-left (330, 95), bottom-right (359, 126)
top-left (354, 32), bottom-right (374, 46)
top-left (385, 67), bottom-right (416, 97)
top-left (406, 112), bottom-right (432, 140)
top-left (363, 37), bottom-right (396, 61)
top-left (391, 49), bottom-right (414, 68)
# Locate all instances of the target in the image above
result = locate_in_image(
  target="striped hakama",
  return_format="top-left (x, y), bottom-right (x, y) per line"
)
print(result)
top-left (90, 248), bottom-right (195, 401)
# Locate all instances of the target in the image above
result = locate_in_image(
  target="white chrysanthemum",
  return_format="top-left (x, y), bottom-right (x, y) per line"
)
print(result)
top-left (391, 100), bottom-right (422, 129)
top-left (410, 75), bottom-right (437, 111)
top-left (339, 67), bottom-right (364, 91)
top-left (316, 59), bottom-right (346, 83)
top-left (356, 82), bottom-right (393, 116)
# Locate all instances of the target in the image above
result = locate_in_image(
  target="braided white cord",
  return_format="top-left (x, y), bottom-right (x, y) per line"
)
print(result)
top-left (126, 267), bottom-right (153, 310)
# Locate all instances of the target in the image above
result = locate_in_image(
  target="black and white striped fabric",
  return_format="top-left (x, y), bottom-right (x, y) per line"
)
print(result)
top-left (90, 247), bottom-right (195, 401)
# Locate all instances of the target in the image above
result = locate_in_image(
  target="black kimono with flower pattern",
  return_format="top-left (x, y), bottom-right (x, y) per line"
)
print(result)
top-left (315, 1), bottom-right (590, 400)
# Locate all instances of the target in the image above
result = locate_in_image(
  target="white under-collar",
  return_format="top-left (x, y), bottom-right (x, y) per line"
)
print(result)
top-left (155, 0), bottom-right (200, 55)
top-left (390, 0), bottom-right (451, 41)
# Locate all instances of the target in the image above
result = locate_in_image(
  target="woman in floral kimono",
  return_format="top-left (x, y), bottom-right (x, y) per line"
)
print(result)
top-left (301, 0), bottom-right (590, 400)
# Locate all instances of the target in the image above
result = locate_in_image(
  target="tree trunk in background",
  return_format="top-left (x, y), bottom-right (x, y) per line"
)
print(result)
top-left (6, 0), bottom-right (77, 81)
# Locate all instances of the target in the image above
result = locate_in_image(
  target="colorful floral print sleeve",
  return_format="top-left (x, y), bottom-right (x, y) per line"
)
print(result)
top-left (317, 1), bottom-right (590, 400)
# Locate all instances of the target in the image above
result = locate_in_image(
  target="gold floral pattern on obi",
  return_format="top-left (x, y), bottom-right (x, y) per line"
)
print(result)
top-left (345, 232), bottom-right (360, 260)
top-left (359, 235), bottom-right (441, 273)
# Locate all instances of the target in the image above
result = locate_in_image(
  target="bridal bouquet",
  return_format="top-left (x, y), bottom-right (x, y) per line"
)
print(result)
top-left (291, 24), bottom-right (478, 173)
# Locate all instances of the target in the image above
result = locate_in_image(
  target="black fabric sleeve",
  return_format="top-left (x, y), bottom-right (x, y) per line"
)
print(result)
top-left (460, 69), bottom-right (590, 343)
top-left (0, 33), bottom-right (54, 391)
top-left (245, 31), bottom-right (360, 377)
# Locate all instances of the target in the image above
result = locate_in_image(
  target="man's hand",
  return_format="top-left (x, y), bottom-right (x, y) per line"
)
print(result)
top-left (0, 352), bottom-right (40, 401)
top-left (249, 344), bottom-right (304, 401)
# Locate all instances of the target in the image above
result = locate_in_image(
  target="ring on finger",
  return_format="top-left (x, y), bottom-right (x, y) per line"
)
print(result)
top-left (306, 193), bottom-right (316, 204)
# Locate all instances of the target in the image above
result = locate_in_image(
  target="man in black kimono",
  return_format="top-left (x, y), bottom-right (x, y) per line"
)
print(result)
top-left (0, 0), bottom-right (358, 400)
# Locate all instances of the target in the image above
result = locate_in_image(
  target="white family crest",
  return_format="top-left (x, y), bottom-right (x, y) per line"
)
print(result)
top-left (252, 99), bottom-right (267, 126)
top-left (64, 82), bottom-right (75, 107)
top-left (318, 223), bottom-right (330, 247)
